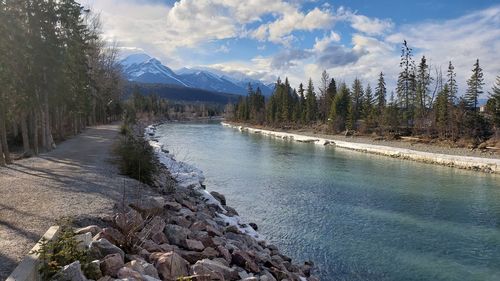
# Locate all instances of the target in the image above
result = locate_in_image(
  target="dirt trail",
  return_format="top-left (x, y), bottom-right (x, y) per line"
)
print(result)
top-left (0, 124), bottom-right (152, 280)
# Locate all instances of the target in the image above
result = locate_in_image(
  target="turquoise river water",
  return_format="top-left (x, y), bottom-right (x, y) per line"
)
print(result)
top-left (155, 121), bottom-right (500, 281)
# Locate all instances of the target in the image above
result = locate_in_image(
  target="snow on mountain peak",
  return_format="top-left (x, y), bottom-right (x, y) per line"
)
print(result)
top-left (120, 53), bottom-right (152, 67)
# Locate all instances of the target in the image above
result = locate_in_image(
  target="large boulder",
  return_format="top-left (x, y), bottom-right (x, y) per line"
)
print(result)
top-left (209, 191), bottom-right (226, 206)
top-left (90, 238), bottom-right (125, 260)
top-left (192, 259), bottom-right (239, 281)
top-left (186, 239), bottom-right (205, 251)
top-left (51, 261), bottom-right (88, 281)
top-left (126, 260), bottom-right (160, 279)
top-left (96, 227), bottom-right (126, 247)
top-left (150, 252), bottom-right (190, 281)
top-left (75, 225), bottom-right (102, 236)
top-left (164, 224), bottom-right (191, 248)
top-left (117, 267), bottom-right (145, 280)
top-left (114, 208), bottom-right (144, 234)
top-left (74, 232), bottom-right (92, 250)
top-left (130, 196), bottom-right (166, 218)
top-left (232, 250), bottom-right (260, 273)
top-left (100, 253), bottom-right (124, 277)
top-left (139, 216), bottom-right (166, 241)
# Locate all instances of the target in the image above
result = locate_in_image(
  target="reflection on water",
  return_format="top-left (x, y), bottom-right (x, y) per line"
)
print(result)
top-left (156, 122), bottom-right (500, 281)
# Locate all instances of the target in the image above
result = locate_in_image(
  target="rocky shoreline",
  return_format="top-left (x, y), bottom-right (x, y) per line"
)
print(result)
top-left (222, 122), bottom-right (500, 174)
top-left (53, 122), bottom-right (317, 281)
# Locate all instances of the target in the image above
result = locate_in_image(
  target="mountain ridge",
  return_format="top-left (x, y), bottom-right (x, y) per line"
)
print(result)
top-left (120, 53), bottom-right (273, 96)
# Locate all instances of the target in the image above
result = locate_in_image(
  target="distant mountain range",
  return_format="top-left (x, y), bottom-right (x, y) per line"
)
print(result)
top-left (120, 53), bottom-right (274, 96)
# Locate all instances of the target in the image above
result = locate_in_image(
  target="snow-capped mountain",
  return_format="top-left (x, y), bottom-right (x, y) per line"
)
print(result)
top-left (120, 53), bottom-right (273, 96)
top-left (120, 54), bottom-right (188, 86)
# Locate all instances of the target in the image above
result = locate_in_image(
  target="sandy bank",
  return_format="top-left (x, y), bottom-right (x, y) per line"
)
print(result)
top-left (221, 122), bottom-right (500, 174)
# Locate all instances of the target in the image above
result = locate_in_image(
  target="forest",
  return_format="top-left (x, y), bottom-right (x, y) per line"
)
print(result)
top-left (0, 0), bottom-right (123, 165)
top-left (229, 41), bottom-right (500, 146)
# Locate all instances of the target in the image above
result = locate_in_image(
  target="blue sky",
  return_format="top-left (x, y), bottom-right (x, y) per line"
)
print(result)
top-left (81, 0), bottom-right (500, 96)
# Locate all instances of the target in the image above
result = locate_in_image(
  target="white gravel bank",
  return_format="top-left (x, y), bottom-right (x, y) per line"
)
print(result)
top-left (221, 122), bottom-right (500, 174)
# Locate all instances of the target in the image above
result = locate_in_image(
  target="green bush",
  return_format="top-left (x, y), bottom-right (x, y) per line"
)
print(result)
top-left (32, 222), bottom-right (92, 280)
top-left (114, 132), bottom-right (157, 185)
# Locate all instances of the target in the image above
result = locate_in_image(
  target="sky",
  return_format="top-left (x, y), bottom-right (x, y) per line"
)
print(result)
top-left (80, 0), bottom-right (500, 96)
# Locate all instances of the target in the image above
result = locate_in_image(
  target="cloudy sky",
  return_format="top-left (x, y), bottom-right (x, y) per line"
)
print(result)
top-left (80, 0), bottom-right (499, 96)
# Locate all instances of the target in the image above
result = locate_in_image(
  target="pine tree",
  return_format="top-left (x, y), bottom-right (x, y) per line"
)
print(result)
top-left (447, 61), bottom-right (457, 104)
top-left (298, 83), bottom-right (306, 124)
top-left (363, 84), bottom-right (374, 118)
top-left (487, 75), bottom-right (500, 134)
top-left (396, 40), bottom-right (416, 126)
top-left (350, 78), bottom-right (364, 128)
top-left (465, 59), bottom-right (484, 110)
top-left (329, 83), bottom-right (350, 132)
top-left (415, 56), bottom-right (431, 123)
top-left (305, 78), bottom-right (317, 123)
top-left (434, 84), bottom-right (451, 137)
top-left (375, 72), bottom-right (386, 114)
top-left (318, 70), bottom-right (330, 121)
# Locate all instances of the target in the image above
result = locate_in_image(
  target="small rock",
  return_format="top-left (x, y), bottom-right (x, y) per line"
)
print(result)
top-left (164, 224), bottom-right (191, 247)
top-left (126, 260), bottom-right (160, 279)
top-left (164, 201), bottom-right (182, 211)
top-left (51, 261), bottom-right (88, 281)
top-left (224, 206), bottom-right (239, 217)
top-left (150, 251), bottom-right (190, 281)
top-left (224, 225), bottom-right (240, 234)
top-left (90, 238), bottom-right (125, 260)
top-left (74, 232), bottom-right (92, 250)
top-left (217, 246), bottom-right (231, 264)
top-left (151, 232), bottom-right (168, 245)
top-left (100, 253), bottom-right (124, 277)
top-left (117, 267), bottom-right (144, 280)
top-left (209, 191), bottom-right (226, 205)
top-left (130, 196), bottom-right (166, 218)
top-left (114, 208), bottom-right (144, 234)
top-left (75, 225), bottom-right (102, 236)
top-left (97, 227), bottom-right (126, 247)
top-left (192, 259), bottom-right (239, 281)
top-left (142, 240), bottom-right (163, 253)
top-left (232, 250), bottom-right (260, 273)
top-left (249, 223), bottom-right (258, 231)
top-left (186, 239), bottom-right (205, 251)
top-left (138, 216), bottom-right (166, 240)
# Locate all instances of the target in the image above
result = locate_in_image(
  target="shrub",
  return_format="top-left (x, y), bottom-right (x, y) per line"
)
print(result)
top-left (114, 132), bottom-right (157, 185)
top-left (32, 221), bottom-right (92, 280)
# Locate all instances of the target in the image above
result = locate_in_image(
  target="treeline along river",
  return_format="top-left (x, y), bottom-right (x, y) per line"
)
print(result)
top-left (155, 121), bottom-right (500, 281)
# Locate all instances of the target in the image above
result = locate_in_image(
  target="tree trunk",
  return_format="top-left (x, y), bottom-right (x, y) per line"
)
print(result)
top-left (32, 109), bottom-right (39, 155)
top-left (44, 90), bottom-right (55, 150)
top-left (0, 105), bottom-right (12, 164)
top-left (0, 126), bottom-right (4, 166)
top-left (20, 112), bottom-right (32, 157)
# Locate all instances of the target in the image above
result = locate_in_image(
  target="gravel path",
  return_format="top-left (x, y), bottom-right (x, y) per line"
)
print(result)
top-left (0, 124), bottom-right (154, 280)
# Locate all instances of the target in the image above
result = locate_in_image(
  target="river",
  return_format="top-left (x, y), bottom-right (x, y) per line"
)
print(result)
top-left (154, 121), bottom-right (500, 281)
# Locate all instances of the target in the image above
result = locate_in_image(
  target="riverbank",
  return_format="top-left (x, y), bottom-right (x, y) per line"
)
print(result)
top-left (222, 122), bottom-right (500, 174)
top-left (142, 123), bottom-right (317, 280)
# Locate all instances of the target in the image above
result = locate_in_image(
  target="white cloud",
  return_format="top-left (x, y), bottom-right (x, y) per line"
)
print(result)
top-left (313, 31), bottom-right (341, 52)
top-left (253, 7), bottom-right (335, 44)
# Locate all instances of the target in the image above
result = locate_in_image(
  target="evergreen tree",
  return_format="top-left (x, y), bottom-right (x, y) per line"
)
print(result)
top-left (318, 70), bottom-right (330, 121)
top-left (487, 75), bottom-right (500, 135)
top-left (298, 83), bottom-right (306, 124)
top-left (363, 84), bottom-right (374, 118)
top-left (350, 78), bottom-right (364, 128)
top-left (415, 56), bottom-right (431, 123)
top-left (375, 72), bottom-right (386, 114)
top-left (329, 83), bottom-right (350, 132)
top-left (396, 40), bottom-right (416, 126)
top-left (446, 61), bottom-right (457, 104)
top-left (465, 59), bottom-right (484, 110)
top-left (305, 78), bottom-right (317, 123)
top-left (434, 84), bottom-right (451, 137)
